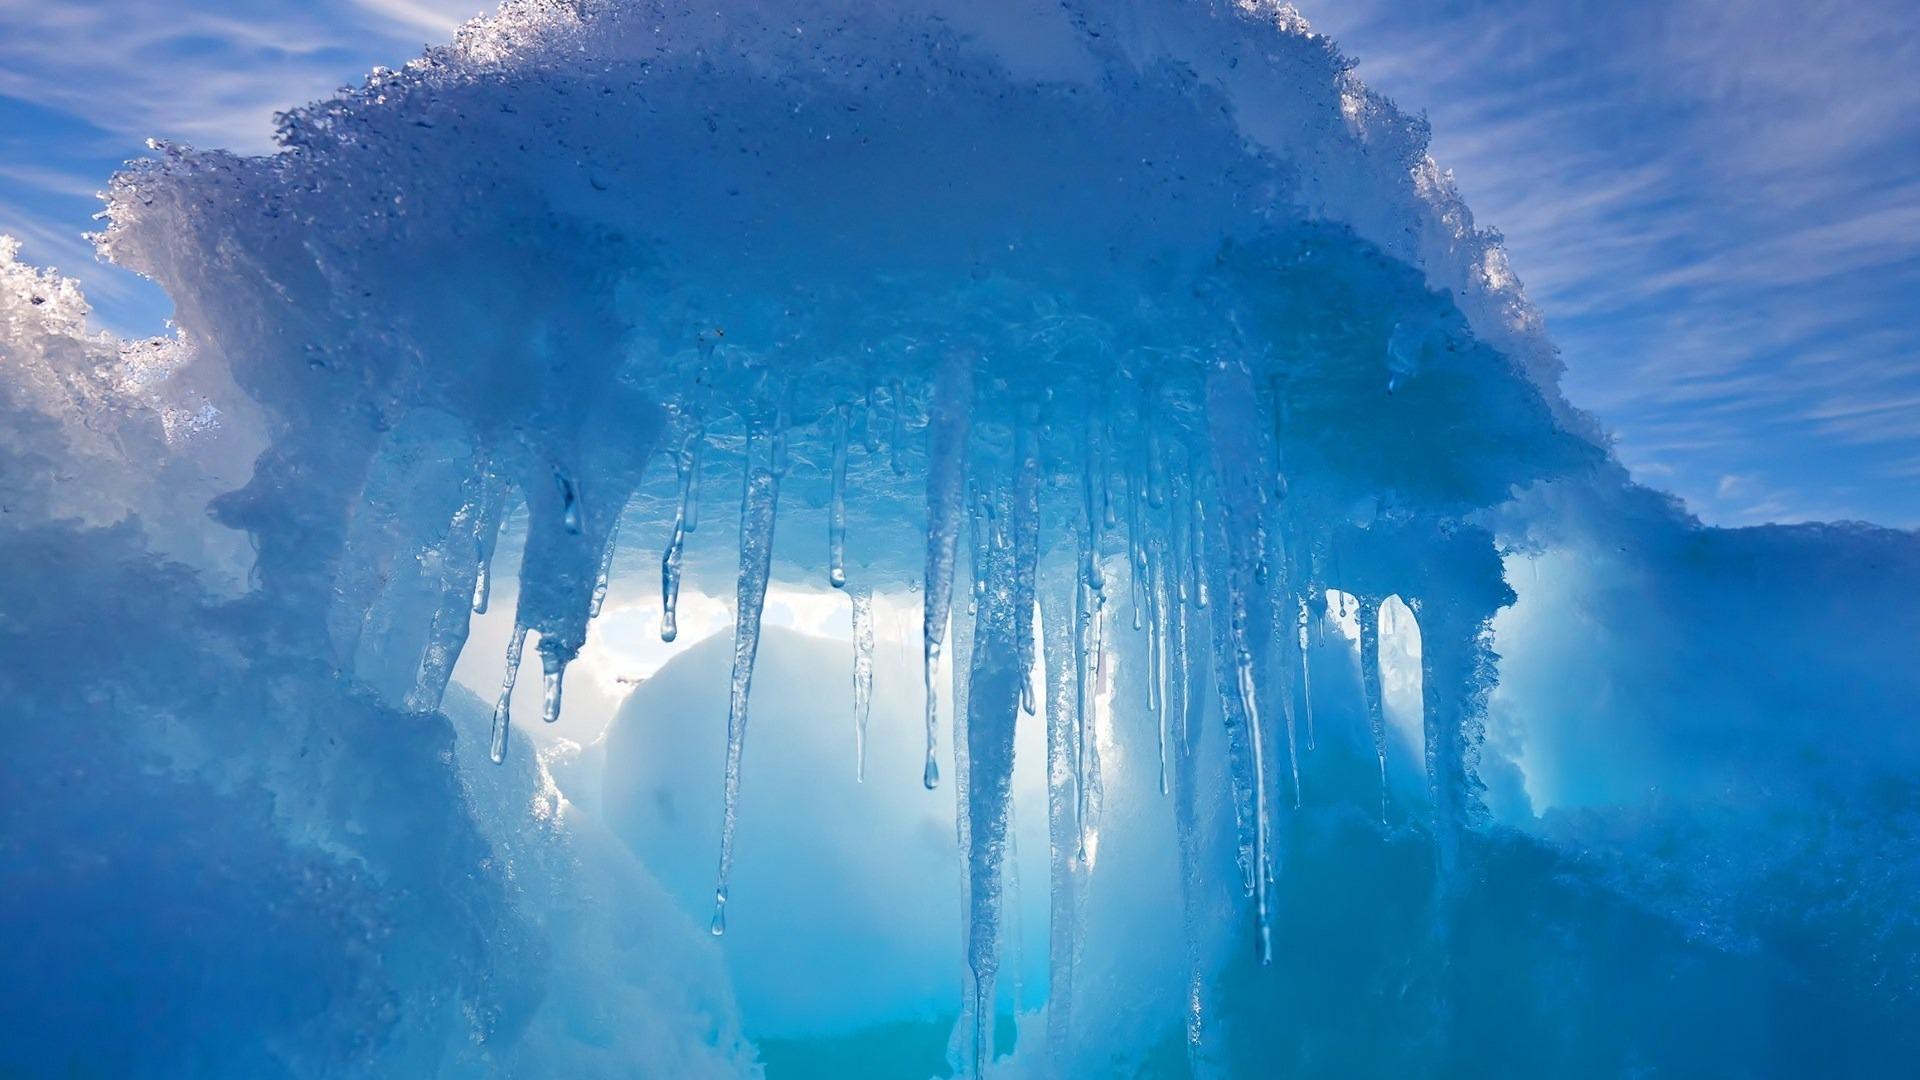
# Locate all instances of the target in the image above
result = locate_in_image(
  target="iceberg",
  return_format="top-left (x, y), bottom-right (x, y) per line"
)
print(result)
top-left (3, 0), bottom-right (1917, 1075)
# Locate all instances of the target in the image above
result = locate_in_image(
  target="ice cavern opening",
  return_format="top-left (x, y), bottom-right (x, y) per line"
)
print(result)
top-left (4, 1), bottom-right (1919, 1077)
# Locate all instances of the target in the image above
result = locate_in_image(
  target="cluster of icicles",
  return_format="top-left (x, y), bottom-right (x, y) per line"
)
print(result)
top-left (457, 346), bottom-right (1467, 1073)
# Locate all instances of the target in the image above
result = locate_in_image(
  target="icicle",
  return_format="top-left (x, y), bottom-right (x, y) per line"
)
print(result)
top-left (863, 383), bottom-right (882, 453)
top-left (1003, 798), bottom-right (1027, 1020)
top-left (1150, 540), bottom-right (1170, 796)
top-left (1415, 595), bottom-right (1493, 890)
top-left (1171, 461), bottom-right (1192, 611)
top-left (1206, 357), bottom-right (1278, 963)
top-left (1145, 548), bottom-right (1161, 719)
top-left (1168, 551), bottom-right (1209, 1075)
top-left (661, 521), bottom-right (686, 643)
top-left (1357, 595), bottom-right (1389, 824)
top-left (920, 351), bottom-right (973, 791)
top-left (539, 639), bottom-right (567, 724)
top-left (1229, 584), bottom-right (1275, 965)
top-left (1281, 649), bottom-right (1301, 811)
top-left (489, 624), bottom-right (527, 765)
top-left (1169, 517), bottom-right (1194, 766)
top-left (1073, 418), bottom-right (1107, 858)
top-left (1273, 581), bottom-right (1301, 810)
top-left (409, 473), bottom-right (498, 714)
top-left (1084, 588), bottom-right (1107, 847)
top-left (1170, 476), bottom-right (1197, 758)
top-left (1146, 422), bottom-right (1167, 509)
top-left (829, 401), bottom-right (850, 589)
top-left (1039, 557), bottom-right (1083, 1071)
top-left (473, 548), bottom-right (495, 615)
top-left (946, 485), bottom-right (982, 1077)
top-left (1100, 422), bottom-right (1118, 530)
top-left (588, 518), bottom-right (619, 619)
top-left (1128, 461), bottom-right (1147, 632)
top-left (710, 431), bottom-right (782, 936)
top-left (852, 586), bottom-right (875, 782)
top-left (1301, 592), bottom-right (1321, 749)
top-left (1190, 484), bottom-right (1210, 610)
top-left (661, 427), bottom-right (702, 643)
top-left (471, 479), bottom-right (508, 615)
top-left (956, 477), bottom-right (1025, 1080)
top-left (1013, 419), bottom-right (1042, 718)
top-left (683, 432), bottom-right (703, 534)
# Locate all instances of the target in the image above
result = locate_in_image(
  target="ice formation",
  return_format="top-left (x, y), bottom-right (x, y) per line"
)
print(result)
top-left (5, 0), bottom-right (1919, 1076)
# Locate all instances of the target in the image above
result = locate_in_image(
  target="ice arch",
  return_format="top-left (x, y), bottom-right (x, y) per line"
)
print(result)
top-left (4, 0), bottom-right (1916, 1076)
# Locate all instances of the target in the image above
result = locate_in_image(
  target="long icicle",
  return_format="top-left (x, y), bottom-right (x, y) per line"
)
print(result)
top-left (1168, 504), bottom-right (1210, 1073)
top-left (410, 471), bottom-right (495, 714)
top-left (829, 401), bottom-right (850, 589)
top-left (471, 476), bottom-right (509, 615)
top-left (1273, 573), bottom-right (1302, 811)
top-left (489, 623), bottom-right (527, 765)
top-left (589, 517), bottom-right (620, 619)
top-left (1357, 594), bottom-right (1390, 824)
top-left (947, 481), bottom-right (983, 1077)
top-left (1013, 417), bottom-right (1042, 718)
top-left (1151, 535), bottom-right (1170, 796)
top-left (1300, 591), bottom-right (1321, 750)
top-left (852, 585), bottom-right (875, 782)
top-left (1189, 481), bottom-right (1210, 611)
top-left (1039, 552), bottom-right (1083, 1071)
top-left (1171, 459), bottom-right (1197, 758)
top-left (1074, 413), bottom-right (1107, 858)
top-left (1205, 543), bottom-right (1257, 897)
top-left (1208, 357), bottom-right (1276, 963)
top-left (711, 426), bottom-right (783, 937)
top-left (1128, 457), bottom-right (1147, 632)
top-left (921, 350), bottom-right (974, 790)
top-left (959, 478), bottom-right (1025, 1079)
top-left (660, 426), bottom-right (700, 642)
top-left (1228, 569), bottom-right (1275, 964)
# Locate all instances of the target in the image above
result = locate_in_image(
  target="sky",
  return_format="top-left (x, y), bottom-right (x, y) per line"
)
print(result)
top-left (1, 0), bottom-right (1915, 527)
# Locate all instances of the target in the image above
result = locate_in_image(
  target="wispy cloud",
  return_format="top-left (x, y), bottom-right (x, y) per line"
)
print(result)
top-left (1306, 0), bottom-right (1920, 526)
top-left (0, 0), bottom-right (484, 332)
top-left (349, 0), bottom-right (478, 40)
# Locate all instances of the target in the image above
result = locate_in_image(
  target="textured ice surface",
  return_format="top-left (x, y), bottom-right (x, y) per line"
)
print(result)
top-left (4, 0), bottom-right (1919, 1075)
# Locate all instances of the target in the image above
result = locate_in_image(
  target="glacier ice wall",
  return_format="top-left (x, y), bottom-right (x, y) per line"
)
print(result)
top-left (4, 0), bottom-right (1918, 1075)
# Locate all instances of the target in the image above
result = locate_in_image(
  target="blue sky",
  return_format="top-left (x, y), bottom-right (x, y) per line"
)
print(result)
top-left (2, 0), bottom-right (1916, 527)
